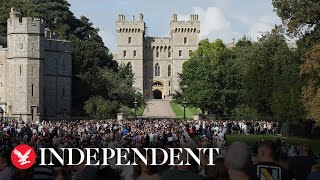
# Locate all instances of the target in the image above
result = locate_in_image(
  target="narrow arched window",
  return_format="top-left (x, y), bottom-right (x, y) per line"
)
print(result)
top-left (155, 63), bottom-right (160, 77)
top-left (128, 62), bottom-right (132, 75)
top-left (168, 65), bottom-right (171, 77)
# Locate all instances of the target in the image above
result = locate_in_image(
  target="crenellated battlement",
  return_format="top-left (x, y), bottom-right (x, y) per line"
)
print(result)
top-left (116, 14), bottom-right (145, 33)
top-left (170, 14), bottom-right (200, 33)
top-left (7, 8), bottom-right (45, 35)
top-left (45, 39), bottom-right (71, 52)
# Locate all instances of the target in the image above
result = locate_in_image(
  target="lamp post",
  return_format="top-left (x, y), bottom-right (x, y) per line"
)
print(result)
top-left (134, 98), bottom-right (138, 120)
top-left (183, 98), bottom-right (186, 121)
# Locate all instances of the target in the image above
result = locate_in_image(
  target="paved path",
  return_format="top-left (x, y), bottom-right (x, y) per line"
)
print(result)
top-left (142, 100), bottom-right (176, 118)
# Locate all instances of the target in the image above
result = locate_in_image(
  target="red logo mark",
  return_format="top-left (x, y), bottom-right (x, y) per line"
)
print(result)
top-left (11, 144), bottom-right (36, 169)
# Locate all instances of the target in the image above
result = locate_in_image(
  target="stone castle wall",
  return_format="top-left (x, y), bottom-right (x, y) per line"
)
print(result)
top-left (116, 14), bottom-right (200, 99)
top-left (0, 9), bottom-right (71, 122)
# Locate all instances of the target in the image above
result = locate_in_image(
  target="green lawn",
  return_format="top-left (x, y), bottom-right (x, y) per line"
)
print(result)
top-left (131, 106), bottom-right (145, 116)
top-left (170, 101), bottom-right (201, 119)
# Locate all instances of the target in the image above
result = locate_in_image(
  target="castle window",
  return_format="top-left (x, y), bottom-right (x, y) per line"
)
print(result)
top-left (32, 84), bottom-right (34, 97)
top-left (168, 65), bottom-right (172, 77)
top-left (156, 51), bottom-right (159, 58)
top-left (128, 37), bottom-right (132, 44)
top-left (133, 50), bottom-right (137, 57)
top-left (184, 37), bottom-right (188, 44)
top-left (169, 81), bottom-right (171, 86)
top-left (123, 50), bottom-right (127, 57)
top-left (155, 63), bottom-right (160, 77)
top-left (128, 62), bottom-right (132, 75)
top-left (179, 50), bottom-right (182, 57)
top-left (168, 51), bottom-right (171, 58)
top-left (20, 66), bottom-right (22, 76)
top-left (189, 50), bottom-right (193, 57)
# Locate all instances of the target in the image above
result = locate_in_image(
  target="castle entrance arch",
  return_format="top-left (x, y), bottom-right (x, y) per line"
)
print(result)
top-left (153, 90), bottom-right (162, 99)
top-left (152, 81), bottom-right (165, 99)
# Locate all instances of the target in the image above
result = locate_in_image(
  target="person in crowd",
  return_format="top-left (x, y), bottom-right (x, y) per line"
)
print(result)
top-left (161, 147), bottom-right (203, 180)
top-left (97, 165), bottom-right (121, 180)
top-left (32, 164), bottom-right (54, 180)
top-left (132, 153), bottom-right (160, 180)
top-left (0, 118), bottom-right (318, 180)
top-left (308, 164), bottom-right (320, 180)
top-left (72, 150), bottom-right (97, 180)
top-left (206, 158), bottom-right (229, 180)
top-left (252, 140), bottom-right (293, 180)
top-left (224, 141), bottom-right (251, 180)
top-left (0, 151), bottom-right (14, 180)
top-left (289, 145), bottom-right (318, 180)
top-left (53, 168), bottom-right (71, 180)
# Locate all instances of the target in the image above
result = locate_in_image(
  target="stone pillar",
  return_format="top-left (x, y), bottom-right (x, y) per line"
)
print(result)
top-left (193, 113), bottom-right (203, 121)
top-left (117, 113), bottom-right (126, 121)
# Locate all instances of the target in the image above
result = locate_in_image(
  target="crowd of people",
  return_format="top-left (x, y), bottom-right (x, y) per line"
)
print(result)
top-left (0, 118), bottom-right (319, 180)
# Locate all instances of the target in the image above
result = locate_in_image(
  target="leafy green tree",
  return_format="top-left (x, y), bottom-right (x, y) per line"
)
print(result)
top-left (240, 33), bottom-right (304, 121)
top-left (273, 0), bottom-right (318, 124)
top-left (231, 104), bottom-right (258, 120)
top-left (300, 44), bottom-right (320, 125)
top-left (272, 0), bottom-right (320, 37)
top-left (84, 96), bottom-right (119, 119)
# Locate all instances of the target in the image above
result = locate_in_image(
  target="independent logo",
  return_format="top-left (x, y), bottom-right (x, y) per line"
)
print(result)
top-left (11, 144), bottom-right (36, 169)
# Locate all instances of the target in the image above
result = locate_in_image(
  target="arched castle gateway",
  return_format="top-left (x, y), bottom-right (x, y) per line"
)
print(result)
top-left (115, 14), bottom-right (200, 99)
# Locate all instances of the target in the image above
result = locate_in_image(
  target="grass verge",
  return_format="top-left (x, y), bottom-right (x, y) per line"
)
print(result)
top-left (170, 101), bottom-right (201, 119)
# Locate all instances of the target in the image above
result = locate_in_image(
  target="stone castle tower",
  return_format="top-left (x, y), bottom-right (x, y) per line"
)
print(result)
top-left (0, 8), bottom-right (72, 122)
top-left (116, 14), bottom-right (200, 99)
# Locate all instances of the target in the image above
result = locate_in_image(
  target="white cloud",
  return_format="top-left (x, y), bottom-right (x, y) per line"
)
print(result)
top-left (178, 6), bottom-right (231, 40)
top-left (231, 15), bottom-right (250, 24)
top-left (99, 30), bottom-right (117, 54)
top-left (248, 22), bottom-right (273, 41)
top-left (246, 15), bottom-right (280, 41)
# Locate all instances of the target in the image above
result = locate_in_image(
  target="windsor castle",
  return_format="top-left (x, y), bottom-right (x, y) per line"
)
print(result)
top-left (0, 10), bottom-right (198, 122)
top-left (115, 14), bottom-right (200, 99)
top-left (0, 9), bottom-right (72, 122)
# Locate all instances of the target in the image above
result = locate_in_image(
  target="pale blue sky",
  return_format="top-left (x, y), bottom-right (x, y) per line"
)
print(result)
top-left (68, 0), bottom-right (281, 53)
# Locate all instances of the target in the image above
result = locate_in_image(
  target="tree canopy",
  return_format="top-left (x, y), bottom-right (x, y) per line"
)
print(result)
top-left (179, 39), bottom-right (241, 116)
top-left (273, 0), bottom-right (320, 125)
top-left (179, 34), bottom-right (304, 122)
